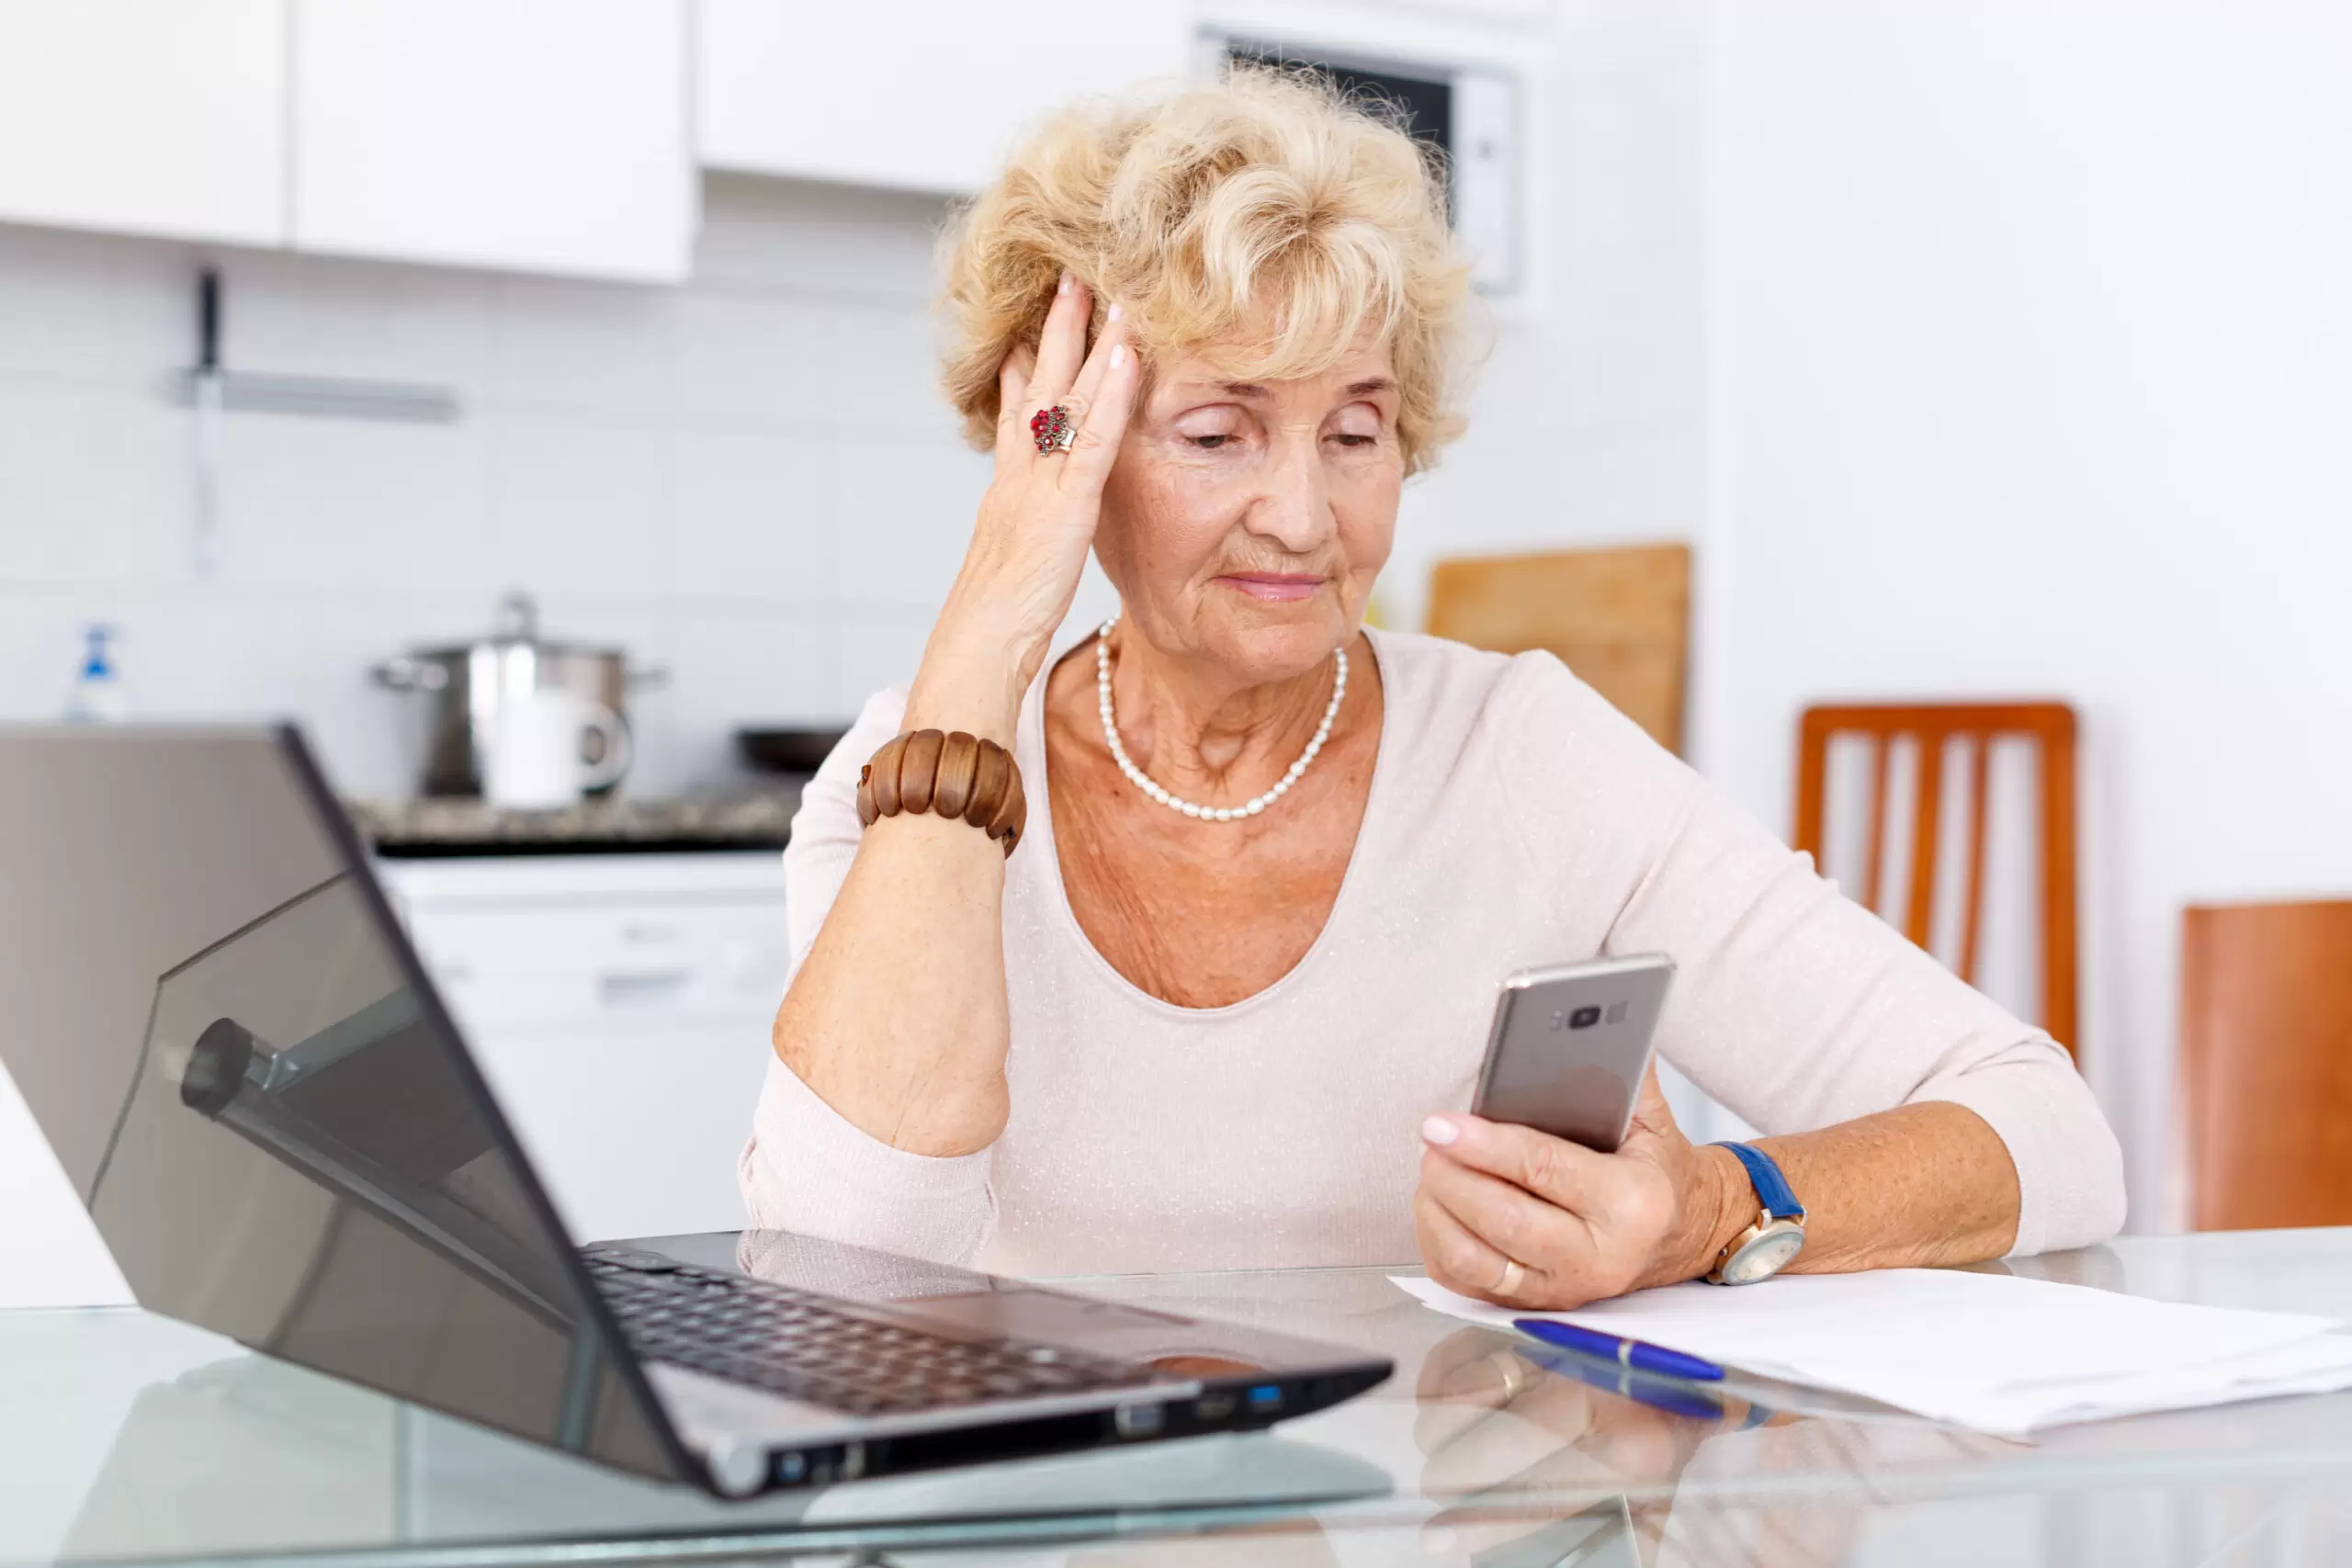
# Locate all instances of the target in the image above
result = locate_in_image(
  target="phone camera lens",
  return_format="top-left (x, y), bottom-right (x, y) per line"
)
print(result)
top-left (1568, 1005), bottom-right (1602, 1030)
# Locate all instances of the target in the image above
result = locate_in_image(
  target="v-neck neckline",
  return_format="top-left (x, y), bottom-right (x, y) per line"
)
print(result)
top-left (1022, 626), bottom-right (1396, 1023)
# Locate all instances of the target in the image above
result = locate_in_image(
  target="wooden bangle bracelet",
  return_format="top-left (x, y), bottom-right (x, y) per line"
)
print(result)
top-left (854, 729), bottom-right (1025, 856)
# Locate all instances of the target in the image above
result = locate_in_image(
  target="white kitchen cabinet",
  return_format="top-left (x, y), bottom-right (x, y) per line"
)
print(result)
top-left (697, 0), bottom-right (1193, 195)
top-left (0, 0), bottom-right (288, 245)
top-left (378, 852), bottom-right (786, 1243)
top-left (292, 0), bottom-right (695, 281)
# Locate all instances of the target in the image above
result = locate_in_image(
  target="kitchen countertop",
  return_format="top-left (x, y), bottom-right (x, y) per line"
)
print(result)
top-left (349, 787), bottom-right (801, 857)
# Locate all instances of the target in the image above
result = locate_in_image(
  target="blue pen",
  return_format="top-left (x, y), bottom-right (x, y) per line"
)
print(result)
top-left (1512, 1317), bottom-right (1724, 1382)
top-left (1516, 1345), bottom-right (1728, 1422)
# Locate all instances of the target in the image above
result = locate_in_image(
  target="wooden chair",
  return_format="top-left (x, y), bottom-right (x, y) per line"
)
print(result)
top-left (1792, 703), bottom-right (2079, 1055)
top-left (1425, 543), bottom-right (1690, 754)
top-left (2181, 900), bottom-right (2352, 1230)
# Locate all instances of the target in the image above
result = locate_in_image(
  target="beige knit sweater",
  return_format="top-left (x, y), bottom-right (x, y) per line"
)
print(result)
top-left (740, 628), bottom-right (2125, 1276)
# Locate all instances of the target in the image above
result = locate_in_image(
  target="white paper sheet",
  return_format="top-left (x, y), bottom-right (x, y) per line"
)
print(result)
top-left (1393, 1269), bottom-right (2352, 1435)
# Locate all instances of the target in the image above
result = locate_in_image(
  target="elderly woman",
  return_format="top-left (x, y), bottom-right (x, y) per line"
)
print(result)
top-left (743, 70), bottom-right (2125, 1309)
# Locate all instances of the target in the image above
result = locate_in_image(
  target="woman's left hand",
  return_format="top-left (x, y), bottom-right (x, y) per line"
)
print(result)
top-left (1414, 1066), bottom-right (1740, 1309)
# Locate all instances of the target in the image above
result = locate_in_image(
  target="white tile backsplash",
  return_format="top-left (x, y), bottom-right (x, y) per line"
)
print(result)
top-left (671, 289), bottom-right (846, 433)
top-left (819, 300), bottom-right (960, 431)
top-left (669, 428), bottom-right (840, 606)
top-left (487, 274), bottom-right (684, 419)
top-left (486, 417), bottom-right (677, 595)
top-left (213, 413), bottom-right (492, 592)
top-left (690, 175), bottom-right (943, 301)
top-left (834, 612), bottom-right (935, 714)
top-left (0, 384), bottom-right (187, 581)
top-left (0, 595), bottom-right (96, 720)
top-left (651, 610), bottom-right (842, 792)
top-left (0, 585), bottom-right (470, 789)
top-left (0, 180), bottom-right (979, 796)
top-left (831, 435), bottom-right (991, 614)
top-left (215, 247), bottom-right (496, 389)
top-left (0, 226), bottom-right (187, 386)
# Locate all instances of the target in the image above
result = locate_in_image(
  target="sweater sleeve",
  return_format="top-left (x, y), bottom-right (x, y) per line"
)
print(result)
top-left (1495, 653), bottom-right (2126, 1258)
top-left (736, 685), bottom-right (999, 1266)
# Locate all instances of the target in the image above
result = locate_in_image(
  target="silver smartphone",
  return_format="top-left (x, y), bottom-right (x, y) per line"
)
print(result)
top-left (1471, 954), bottom-right (1676, 1153)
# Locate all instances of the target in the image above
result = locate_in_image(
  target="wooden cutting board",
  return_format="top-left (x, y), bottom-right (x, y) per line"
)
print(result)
top-left (1425, 542), bottom-right (1691, 754)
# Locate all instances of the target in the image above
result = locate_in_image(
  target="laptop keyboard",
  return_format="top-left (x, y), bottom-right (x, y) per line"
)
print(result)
top-left (583, 1250), bottom-right (1165, 1418)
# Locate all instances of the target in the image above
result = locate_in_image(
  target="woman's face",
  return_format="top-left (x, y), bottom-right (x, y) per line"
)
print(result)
top-left (1093, 339), bottom-right (1403, 685)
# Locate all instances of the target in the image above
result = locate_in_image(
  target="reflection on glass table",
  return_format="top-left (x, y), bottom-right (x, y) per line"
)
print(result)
top-left (12, 1231), bottom-right (2352, 1566)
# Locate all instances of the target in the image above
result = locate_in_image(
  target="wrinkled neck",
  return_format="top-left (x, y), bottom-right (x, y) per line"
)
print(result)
top-left (1102, 626), bottom-right (1343, 799)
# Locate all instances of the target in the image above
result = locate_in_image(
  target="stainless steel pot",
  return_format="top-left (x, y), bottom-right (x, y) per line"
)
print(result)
top-left (371, 592), bottom-right (666, 798)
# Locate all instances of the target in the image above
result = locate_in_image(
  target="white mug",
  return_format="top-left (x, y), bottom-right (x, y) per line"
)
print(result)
top-left (485, 690), bottom-right (631, 809)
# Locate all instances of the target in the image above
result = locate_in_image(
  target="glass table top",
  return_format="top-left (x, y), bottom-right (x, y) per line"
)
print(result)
top-left (10, 1229), bottom-right (2352, 1567)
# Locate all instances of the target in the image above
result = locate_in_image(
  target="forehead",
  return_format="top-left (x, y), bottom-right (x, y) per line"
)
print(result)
top-left (1149, 336), bottom-right (1397, 404)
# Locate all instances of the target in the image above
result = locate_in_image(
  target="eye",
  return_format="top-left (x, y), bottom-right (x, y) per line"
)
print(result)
top-left (1327, 407), bottom-right (1385, 450)
top-left (1174, 412), bottom-right (1244, 451)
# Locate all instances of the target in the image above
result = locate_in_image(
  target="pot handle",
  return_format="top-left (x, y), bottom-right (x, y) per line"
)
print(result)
top-left (625, 665), bottom-right (671, 694)
top-left (370, 657), bottom-right (449, 693)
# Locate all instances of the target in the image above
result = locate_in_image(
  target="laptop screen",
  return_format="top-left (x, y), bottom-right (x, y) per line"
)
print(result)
top-left (0, 728), bottom-right (680, 1483)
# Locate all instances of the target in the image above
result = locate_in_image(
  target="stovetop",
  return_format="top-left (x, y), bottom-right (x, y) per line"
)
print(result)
top-left (350, 786), bottom-right (803, 858)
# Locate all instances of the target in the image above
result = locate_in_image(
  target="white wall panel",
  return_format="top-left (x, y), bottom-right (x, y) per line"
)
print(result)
top-left (1715, 0), bottom-right (2352, 1227)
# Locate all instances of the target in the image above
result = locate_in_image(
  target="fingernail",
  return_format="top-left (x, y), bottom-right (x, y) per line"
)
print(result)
top-left (1421, 1114), bottom-right (1459, 1147)
top-left (1057, 271), bottom-right (1073, 296)
top-left (1107, 300), bottom-right (1125, 323)
top-left (1109, 343), bottom-right (1127, 370)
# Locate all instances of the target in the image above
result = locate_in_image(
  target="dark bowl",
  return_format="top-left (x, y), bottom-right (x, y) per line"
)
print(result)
top-left (736, 727), bottom-right (852, 774)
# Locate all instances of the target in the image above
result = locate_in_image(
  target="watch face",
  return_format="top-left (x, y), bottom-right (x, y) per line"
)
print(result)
top-left (1723, 1225), bottom-right (1806, 1286)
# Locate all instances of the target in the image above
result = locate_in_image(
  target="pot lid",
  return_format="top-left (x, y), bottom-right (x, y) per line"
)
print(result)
top-left (402, 591), bottom-right (629, 660)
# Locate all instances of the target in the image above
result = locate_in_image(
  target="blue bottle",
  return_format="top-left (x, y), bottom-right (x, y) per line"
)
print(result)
top-left (64, 625), bottom-right (128, 724)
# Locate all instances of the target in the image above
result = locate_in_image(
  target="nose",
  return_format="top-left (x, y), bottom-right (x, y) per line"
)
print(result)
top-left (1241, 429), bottom-right (1335, 555)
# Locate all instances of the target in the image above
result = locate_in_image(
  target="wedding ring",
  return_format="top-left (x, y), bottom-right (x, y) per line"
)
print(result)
top-left (1029, 404), bottom-right (1077, 454)
top-left (1492, 1256), bottom-right (1526, 1300)
top-left (1484, 1348), bottom-right (1532, 1404)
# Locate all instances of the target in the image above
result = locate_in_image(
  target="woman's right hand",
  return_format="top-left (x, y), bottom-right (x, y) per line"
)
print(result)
top-left (909, 273), bottom-right (1137, 740)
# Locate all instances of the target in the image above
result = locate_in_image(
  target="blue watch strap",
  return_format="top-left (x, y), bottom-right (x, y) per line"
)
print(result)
top-left (1713, 1142), bottom-right (1804, 1222)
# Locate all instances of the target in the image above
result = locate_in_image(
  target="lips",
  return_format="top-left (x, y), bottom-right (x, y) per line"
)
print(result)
top-left (1216, 573), bottom-right (1324, 603)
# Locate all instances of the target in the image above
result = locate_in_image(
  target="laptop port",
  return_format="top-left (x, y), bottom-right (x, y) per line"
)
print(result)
top-left (773, 1444), bottom-right (853, 1487)
top-left (865, 1409), bottom-right (1110, 1476)
top-left (1248, 1383), bottom-right (1283, 1412)
top-left (1114, 1402), bottom-right (1166, 1437)
top-left (1195, 1391), bottom-right (1238, 1419)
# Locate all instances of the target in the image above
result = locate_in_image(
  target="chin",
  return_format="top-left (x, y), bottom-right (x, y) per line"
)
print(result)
top-left (1212, 605), bottom-right (1352, 682)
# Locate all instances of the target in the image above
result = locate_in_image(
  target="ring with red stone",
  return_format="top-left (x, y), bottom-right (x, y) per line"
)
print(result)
top-left (1028, 404), bottom-right (1078, 455)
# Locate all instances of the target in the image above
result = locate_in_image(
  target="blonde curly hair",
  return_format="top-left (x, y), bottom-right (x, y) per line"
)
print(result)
top-left (938, 66), bottom-right (1471, 475)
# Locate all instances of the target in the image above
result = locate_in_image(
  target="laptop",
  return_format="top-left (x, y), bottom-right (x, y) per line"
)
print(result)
top-left (0, 726), bottom-right (1390, 1498)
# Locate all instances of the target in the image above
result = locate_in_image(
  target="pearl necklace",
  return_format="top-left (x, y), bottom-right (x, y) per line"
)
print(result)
top-left (1095, 615), bottom-right (1347, 822)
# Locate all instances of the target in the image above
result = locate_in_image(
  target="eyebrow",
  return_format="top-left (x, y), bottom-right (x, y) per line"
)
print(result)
top-left (1212, 377), bottom-right (1399, 400)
